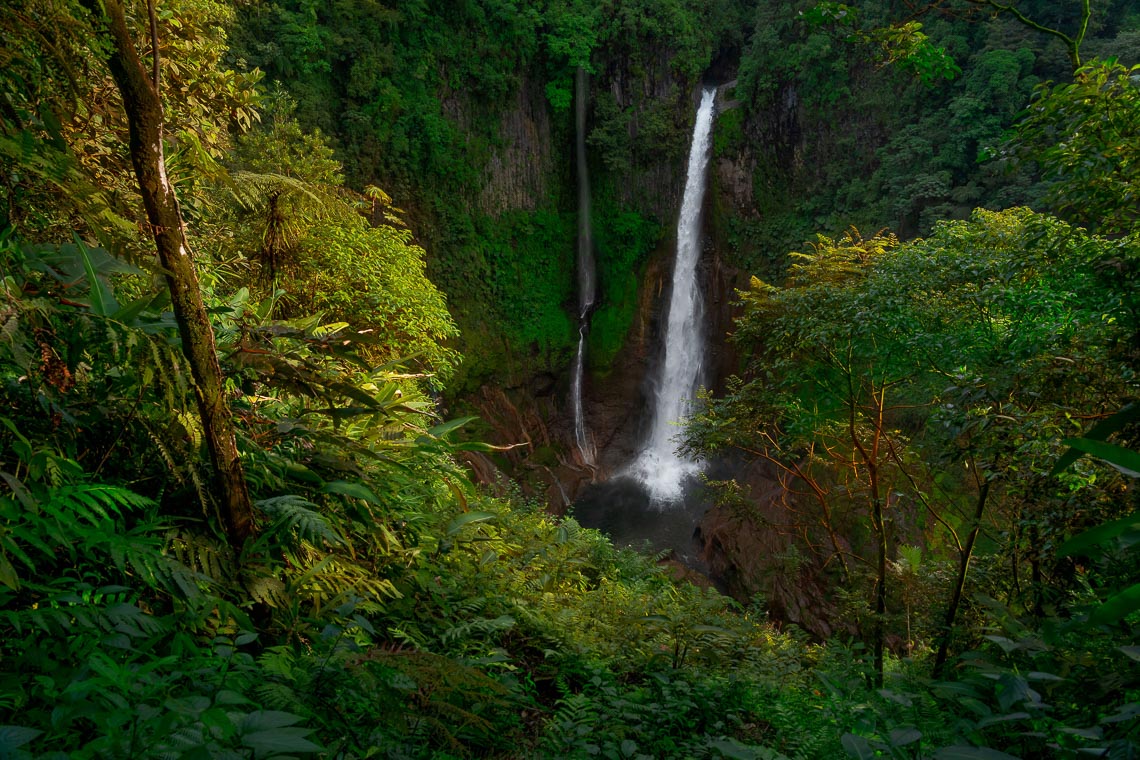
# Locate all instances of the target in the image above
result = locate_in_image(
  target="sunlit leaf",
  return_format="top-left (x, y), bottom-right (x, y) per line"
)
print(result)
top-left (444, 511), bottom-right (497, 537)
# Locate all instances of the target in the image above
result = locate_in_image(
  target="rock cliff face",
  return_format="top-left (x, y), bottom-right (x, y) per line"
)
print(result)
top-left (454, 51), bottom-right (703, 493)
top-left (601, 47), bottom-right (690, 221)
top-left (471, 74), bottom-right (557, 216)
top-left (455, 63), bottom-right (757, 463)
top-left (695, 461), bottom-right (853, 640)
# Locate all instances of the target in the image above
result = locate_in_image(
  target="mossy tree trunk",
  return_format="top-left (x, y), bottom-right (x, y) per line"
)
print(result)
top-left (79, 0), bottom-right (254, 549)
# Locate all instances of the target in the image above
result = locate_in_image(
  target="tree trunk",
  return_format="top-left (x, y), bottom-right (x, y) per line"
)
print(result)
top-left (850, 376), bottom-right (887, 688)
top-left (870, 476), bottom-right (886, 688)
top-left (932, 480), bottom-right (990, 678)
top-left (80, 0), bottom-right (254, 549)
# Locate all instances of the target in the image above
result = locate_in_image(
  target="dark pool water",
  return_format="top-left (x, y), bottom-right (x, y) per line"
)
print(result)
top-left (570, 473), bottom-right (712, 570)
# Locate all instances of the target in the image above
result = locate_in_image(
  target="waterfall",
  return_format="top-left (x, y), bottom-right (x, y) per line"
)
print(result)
top-left (629, 87), bottom-right (716, 502)
top-left (570, 67), bottom-right (596, 465)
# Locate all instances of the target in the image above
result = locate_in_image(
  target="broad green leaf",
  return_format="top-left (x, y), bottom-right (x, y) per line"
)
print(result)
top-left (444, 477), bottom-right (467, 511)
top-left (449, 440), bottom-right (503, 453)
top-left (444, 511), bottom-right (497, 537)
top-left (1059, 726), bottom-right (1103, 740)
top-left (1052, 403), bottom-right (1140, 474)
top-left (1056, 438), bottom-right (1140, 477)
top-left (1090, 582), bottom-right (1140, 625)
top-left (691, 624), bottom-right (732, 634)
top-left (215, 689), bottom-right (251, 705)
top-left (931, 681), bottom-right (979, 698)
top-left (1101, 703), bottom-right (1140, 723)
top-left (1026, 671), bottom-right (1065, 682)
top-left (1058, 514), bottom-right (1140, 557)
top-left (321, 480), bottom-right (381, 505)
top-left (0, 552), bottom-right (19, 591)
top-left (111, 292), bottom-right (161, 324)
top-left (709, 740), bottom-right (791, 759)
top-left (241, 727), bottom-right (322, 755)
top-left (0, 725), bottom-right (42, 751)
top-left (351, 614), bottom-right (375, 635)
top-left (841, 733), bottom-right (876, 760)
top-left (983, 635), bottom-right (1018, 653)
top-left (426, 416), bottom-right (477, 439)
top-left (933, 748), bottom-right (1022, 759)
top-left (73, 233), bottom-right (115, 317)
top-left (995, 674), bottom-right (1034, 712)
top-left (285, 462), bottom-right (324, 485)
top-left (977, 712), bottom-right (1031, 728)
top-left (889, 728), bottom-right (922, 747)
top-left (240, 710), bottom-right (306, 732)
top-left (879, 688), bottom-right (914, 706)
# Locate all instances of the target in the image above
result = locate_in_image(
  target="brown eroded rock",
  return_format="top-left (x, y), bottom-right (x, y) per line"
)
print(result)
top-left (697, 459), bottom-right (855, 640)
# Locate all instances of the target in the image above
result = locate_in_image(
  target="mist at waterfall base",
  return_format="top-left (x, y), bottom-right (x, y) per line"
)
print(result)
top-left (572, 471), bottom-right (714, 568)
top-left (572, 87), bottom-right (718, 567)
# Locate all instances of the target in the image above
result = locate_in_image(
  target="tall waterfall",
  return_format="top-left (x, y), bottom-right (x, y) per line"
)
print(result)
top-left (629, 87), bottom-right (716, 501)
top-left (570, 67), bottom-right (596, 465)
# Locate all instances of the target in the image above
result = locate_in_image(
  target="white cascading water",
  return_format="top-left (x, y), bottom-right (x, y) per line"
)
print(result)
top-left (570, 67), bottom-right (596, 465)
top-left (628, 87), bottom-right (716, 501)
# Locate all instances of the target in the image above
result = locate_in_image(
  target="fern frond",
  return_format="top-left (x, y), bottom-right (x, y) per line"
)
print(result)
top-left (143, 422), bottom-right (180, 481)
top-left (258, 645), bottom-right (298, 678)
top-left (256, 681), bottom-right (309, 714)
top-left (47, 484), bottom-right (152, 524)
top-left (257, 495), bottom-right (345, 547)
top-left (122, 545), bottom-right (207, 601)
top-left (104, 601), bottom-right (170, 638)
top-left (439, 615), bottom-right (515, 648)
top-left (168, 530), bottom-right (234, 584)
top-left (242, 569), bottom-right (288, 608)
top-left (450, 596), bottom-right (490, 617)
top-left (0, 605), bottom-right (74, 635)
top-left (287, 555), bottom-right (399, 607)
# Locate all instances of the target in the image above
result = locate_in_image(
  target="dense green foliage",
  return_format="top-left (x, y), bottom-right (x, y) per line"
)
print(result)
top-left (229, 0), bottom-right (755, 382)
top-left (718, 0), bottom-right (1137, 276)
top-left (689, 51), bottom-right (1140, 757)
top-left (2, 0), bottom-right (1140, 757)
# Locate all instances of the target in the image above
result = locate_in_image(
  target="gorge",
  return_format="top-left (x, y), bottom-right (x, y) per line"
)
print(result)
top-left (6, 0), bottom-right (1139, 755)
top-left (572, 85), bottom-right (720, 565)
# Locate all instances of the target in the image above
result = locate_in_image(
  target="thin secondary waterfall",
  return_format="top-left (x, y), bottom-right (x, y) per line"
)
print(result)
top-left (629, 87), bottom-right (716, 501)
top-left (570, 67), bottom-right (596, 465)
